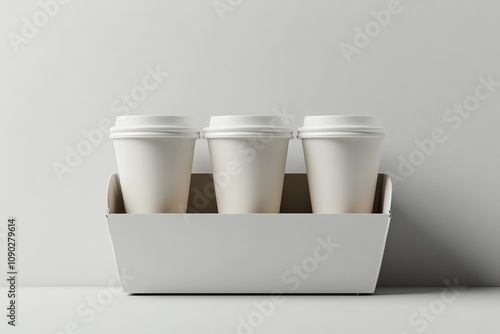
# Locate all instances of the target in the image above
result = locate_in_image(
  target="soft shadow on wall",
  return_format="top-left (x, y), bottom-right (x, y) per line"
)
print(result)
top-left (378, 197), bottom-right (494, 287)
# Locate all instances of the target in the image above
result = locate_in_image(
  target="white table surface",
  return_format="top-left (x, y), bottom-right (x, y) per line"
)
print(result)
top-left (1, 287), bottom-right (498, 333)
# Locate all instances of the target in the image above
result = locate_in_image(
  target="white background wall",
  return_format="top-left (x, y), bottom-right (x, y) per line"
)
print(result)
top-left (1, 0), bottom-right (499, 287)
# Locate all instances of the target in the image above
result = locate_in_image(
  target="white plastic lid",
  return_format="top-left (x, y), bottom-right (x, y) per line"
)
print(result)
top-left (203, 115), bottom-right (294, 138)
top-left (297, 115), bottom-right (385, 138)
top-left (110, 116), bottom-right (200, 139)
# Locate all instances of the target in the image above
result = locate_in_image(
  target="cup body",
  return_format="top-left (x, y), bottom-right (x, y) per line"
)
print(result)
top-left (113, 137), bottom-right (196, 213)
top-left (298, 115), bottom-right (385, 213)
top-left (204, 115), bottom-right (293, 213)
top-left (207, 137), bottom-right (289, 213)
top-left (110, 116), bottom-right (199, 213)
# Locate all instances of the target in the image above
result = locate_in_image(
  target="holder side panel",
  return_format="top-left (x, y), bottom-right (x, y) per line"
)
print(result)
top-left (107, 213), bottom-right (390, 294)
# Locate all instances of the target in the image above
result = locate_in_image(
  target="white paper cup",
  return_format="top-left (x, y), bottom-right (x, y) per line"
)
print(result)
top-left (204, 116), bottom-right (293, 213)
top-left (110, 116), bottom-right (199, 213)
top-left (298, 115), bottom-right (385, 213)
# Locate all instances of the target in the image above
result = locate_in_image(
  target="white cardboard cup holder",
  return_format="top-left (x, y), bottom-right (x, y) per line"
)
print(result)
top-left (106, 173), bottom-right (392, 294)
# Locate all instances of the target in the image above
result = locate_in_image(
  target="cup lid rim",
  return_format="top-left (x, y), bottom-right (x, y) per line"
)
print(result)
top-left (298, 115), bottom-right (385, 135)
top-left (110, 131), bottom-right (200, 139)
top-left (110, 125), bottom-right (199, 133)
top-left (113, 115), bottom-right (199, 134)
top-left (203, 125), bottom-right (293, 132)
top-left (298, 131), bottom-right (386, 139)
top-left (297, 125), bottom-right (385, 132)
top-left (205, 115), bottom-right (294, 134)
top-left (203, 130), bottom-right (294, 139)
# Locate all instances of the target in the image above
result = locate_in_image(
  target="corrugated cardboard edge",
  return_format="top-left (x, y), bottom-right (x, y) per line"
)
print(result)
top-left (369, 174), bottom-right (393, 292)
top-left (105, 174), bottom-right (126, 292)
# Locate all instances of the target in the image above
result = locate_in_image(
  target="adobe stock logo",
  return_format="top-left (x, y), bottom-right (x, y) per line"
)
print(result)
top-left (387, 74), bottom-right (499, 189)
top-left (340, 0), bottom-right (403, 64)
top-left (398, 277), bottom-right (467, 334)
top-left (7, 0), bottom-right (72, 54)
top-left (213, 0), bottom-right (245, 21)
top-left (224, 235), bottom-right (340, 334)
top-left (51, 65), bottom-right (169, 182)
